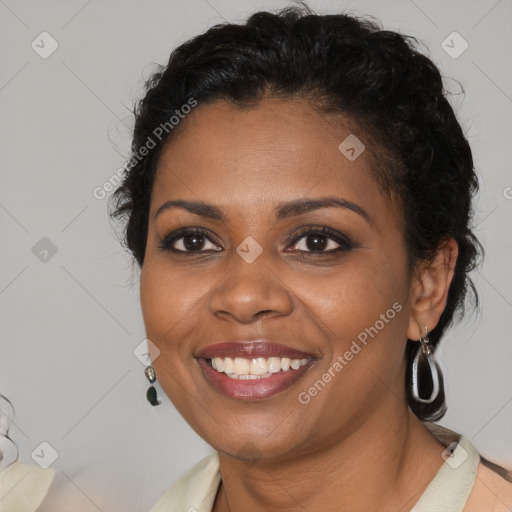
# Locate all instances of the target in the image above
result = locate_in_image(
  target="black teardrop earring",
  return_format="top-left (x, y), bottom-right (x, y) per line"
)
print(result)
top-left (408, 325), bottom-right (447, 421)
top-left (145, 366), bottom-right (161, 406)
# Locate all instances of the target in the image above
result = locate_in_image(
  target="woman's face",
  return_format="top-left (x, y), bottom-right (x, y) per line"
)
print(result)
top-left (140, 97), bottom-right (415, 461)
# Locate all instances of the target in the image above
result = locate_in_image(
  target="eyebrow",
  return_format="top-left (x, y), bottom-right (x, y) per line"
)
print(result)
top-left (154, 196), bottom-right (373, 225)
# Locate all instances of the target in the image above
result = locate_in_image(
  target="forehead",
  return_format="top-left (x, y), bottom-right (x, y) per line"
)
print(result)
top-left (150, 98), bottom-right (394, 223)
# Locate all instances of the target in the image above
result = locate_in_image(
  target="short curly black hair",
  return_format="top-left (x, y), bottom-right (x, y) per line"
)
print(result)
top-left (109, 4), bottom-right (482, 421)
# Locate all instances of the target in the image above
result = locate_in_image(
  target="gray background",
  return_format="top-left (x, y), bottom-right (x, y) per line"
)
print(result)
top-left (0, 0), bottom-right (511, 510)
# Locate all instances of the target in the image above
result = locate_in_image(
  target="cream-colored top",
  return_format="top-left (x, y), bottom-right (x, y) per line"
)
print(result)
top-left (149, 436), bottom-right (481, 512)
top-left (0, 462), bottom-right (55, 512)
top-left (1, 428), bottom-right (511, 511)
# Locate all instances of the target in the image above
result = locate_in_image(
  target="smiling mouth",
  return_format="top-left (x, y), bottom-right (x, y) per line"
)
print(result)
top-left (196, 340), bottom-right (317, 400)
top-left (206, 356), bottom-right (312, 379)
top-left (197, 356), bottom-right (315, 401)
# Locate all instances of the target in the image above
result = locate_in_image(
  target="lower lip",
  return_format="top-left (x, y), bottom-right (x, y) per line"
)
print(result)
top-left (197, 358), bottom-right (314, 401)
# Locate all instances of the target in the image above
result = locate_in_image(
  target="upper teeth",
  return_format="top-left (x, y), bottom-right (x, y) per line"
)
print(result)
top-left (210, 356), bottom-right (310, 379)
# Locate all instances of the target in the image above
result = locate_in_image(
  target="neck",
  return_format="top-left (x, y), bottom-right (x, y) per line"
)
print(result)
top-left (214, 401), bottom-right (446, 512)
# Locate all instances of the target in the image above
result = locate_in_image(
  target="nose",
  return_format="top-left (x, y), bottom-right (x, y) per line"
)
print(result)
top-left (208, 249), bottom-right (293, 324)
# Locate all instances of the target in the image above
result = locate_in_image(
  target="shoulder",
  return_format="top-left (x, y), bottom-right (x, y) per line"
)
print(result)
top-left (149, 451), bottom-right (221, 512)
top-left (0, 461), bottom-right (56, 511)
top-left (423, 422), bottom-right (512, 511)
top-left (464, 461), bottom-right (512, 511)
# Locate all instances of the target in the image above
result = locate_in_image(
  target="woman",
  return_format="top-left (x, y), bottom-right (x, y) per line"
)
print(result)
top-left (1, 4), bottom-right (510, 511)
top-left (108, 4), bottom-right (512, 511)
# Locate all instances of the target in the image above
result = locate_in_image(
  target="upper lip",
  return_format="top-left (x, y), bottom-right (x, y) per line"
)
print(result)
top-left (196, 340), bottom-right (317, 360)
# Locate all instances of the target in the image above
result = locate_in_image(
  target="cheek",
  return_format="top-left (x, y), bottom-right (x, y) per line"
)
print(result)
top-left (140, 262), bottom-right (187, 350)
top-left (139, 265), bottom-right (203, 411)
top-left (297, 253), bottom-right (409, 399)
top-left (139, 260), bottom-right (218, 369)
top-left (301, 253), bottom-right (407, 335)
top-left (140, 266), bottom-right (166, 334)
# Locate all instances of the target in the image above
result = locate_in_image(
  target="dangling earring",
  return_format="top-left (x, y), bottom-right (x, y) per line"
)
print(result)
top-left (145, 366), bottom-right (161, 406)
top-left (411, 326), bottom-right (442, 404)
top-left (406, 325), bottom-right (447, 422)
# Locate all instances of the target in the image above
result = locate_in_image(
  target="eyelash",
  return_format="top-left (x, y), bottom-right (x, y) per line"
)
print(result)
top-left (157, 225), bottom-right (354, 255)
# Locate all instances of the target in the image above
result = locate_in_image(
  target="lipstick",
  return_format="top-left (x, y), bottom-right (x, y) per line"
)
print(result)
top-left (196, 340), bottom-right (316, 401)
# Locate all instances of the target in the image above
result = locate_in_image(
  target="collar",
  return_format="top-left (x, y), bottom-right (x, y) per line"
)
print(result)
top-left (149, 427), bottom-right (480, 512)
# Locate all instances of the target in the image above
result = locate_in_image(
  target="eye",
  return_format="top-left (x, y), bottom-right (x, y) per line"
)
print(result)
top-left (158, 225), bottom-right (354, 255)
top-left (286, 226), bottom-right (353, 254)
top-left (158, 228), bottom-right (222, 253)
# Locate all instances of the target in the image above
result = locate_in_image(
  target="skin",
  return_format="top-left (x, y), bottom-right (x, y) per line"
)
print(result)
top-left (140, 97), bottom-right (459, 511)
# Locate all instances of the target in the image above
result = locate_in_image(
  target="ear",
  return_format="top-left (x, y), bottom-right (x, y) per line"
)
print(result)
top-left (407, 237), bottom-right (458, 341)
